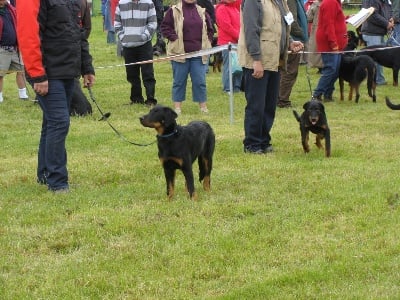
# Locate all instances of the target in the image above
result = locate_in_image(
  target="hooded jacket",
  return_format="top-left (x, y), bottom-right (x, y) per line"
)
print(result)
top-left (16, 0), bottom-right (94, 83)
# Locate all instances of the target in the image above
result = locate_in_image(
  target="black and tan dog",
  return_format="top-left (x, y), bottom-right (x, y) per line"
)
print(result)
top-left (385, 97), bottom-right (400, 110)
top-left (293, 100), bottom-right (331, 157)
top-left (139, 105), bottom-right (215, 200)
top-left (339, 31), bottom-right (377, 103)
top-left (358, 45), bottom-right (400, 86)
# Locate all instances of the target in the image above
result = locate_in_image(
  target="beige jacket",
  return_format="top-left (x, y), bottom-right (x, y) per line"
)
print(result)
top-left (238, 0), bottom-right (290, 71)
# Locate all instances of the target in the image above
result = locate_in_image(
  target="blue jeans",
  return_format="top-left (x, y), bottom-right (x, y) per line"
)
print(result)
top-left (243, 68), bottom-right (279, 151)
top-left (36, 79), bottom-right (74, 191)
top-left (222, 49), bottom-right (242, 92)
top-left (313, 53), bottom-right (341, 99)
top-left (171, 57), bottom-right (207, 103)
top-left (363, 34), bottom-right (386, 84)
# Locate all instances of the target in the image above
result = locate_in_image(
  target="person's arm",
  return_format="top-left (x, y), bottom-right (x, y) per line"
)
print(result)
top-left (242, 0), bottom-right (262, 61)
top-left (16, 0), bottom-right (47, 83)
top-left (160, 8), bottom-right (177, 41)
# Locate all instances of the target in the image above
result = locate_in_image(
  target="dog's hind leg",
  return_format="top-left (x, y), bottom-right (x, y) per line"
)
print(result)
top-left (355, 84), bottom-right (360, 103)
top-left (198, 156), bottom-right (212, 192)
top-left (339, 78), bottom-right (345, 101)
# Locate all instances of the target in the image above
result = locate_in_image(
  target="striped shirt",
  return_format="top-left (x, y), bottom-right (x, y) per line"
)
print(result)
top-left (115, 0), bottom-right (157, 48)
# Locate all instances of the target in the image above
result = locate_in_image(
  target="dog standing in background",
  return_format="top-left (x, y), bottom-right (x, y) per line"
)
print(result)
top-left (293, 100), bottom-right (331, 157)
top-left (140, 105), bottom-right (215, 200)
top-left (339, 30), bottom-right (377, 103)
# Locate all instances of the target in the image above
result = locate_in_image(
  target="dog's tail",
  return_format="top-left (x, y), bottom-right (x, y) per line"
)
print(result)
top-left (293, 110), bottom-right (301, 122)
top-left (385, 97), bottom-right (400, 110)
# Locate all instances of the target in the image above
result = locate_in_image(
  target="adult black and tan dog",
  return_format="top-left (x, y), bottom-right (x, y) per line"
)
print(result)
top-left (358, 45), bottom-right (400, 86)
top-left (293, 100), bottom-right (331, 157)
top-left (140, 105), bottom-right (215, 200)
top-left (339, 31), bottom-right (377, 103)
top-left (385, 97), bottom-right (400, 110)
top-left (338, 55), bottom-right (377, 103)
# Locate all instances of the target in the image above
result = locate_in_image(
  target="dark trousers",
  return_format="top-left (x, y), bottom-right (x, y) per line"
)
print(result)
top-left (37, 79), bottom-right (74, 190)
top-left (243, 68), bottom-right (279, 151)
top-left (279, 52), bottom-right (301, 103)
top-left (123, 41), bottom-right (156, 101)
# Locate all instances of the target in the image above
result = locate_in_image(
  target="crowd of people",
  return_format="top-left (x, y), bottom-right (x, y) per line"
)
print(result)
top-left (3, 0), bottom-right (400, 194)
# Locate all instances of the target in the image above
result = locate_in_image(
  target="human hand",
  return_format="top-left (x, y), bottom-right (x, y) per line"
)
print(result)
top-left (252, 60), bottom-right (264, 79)
top-left (289, 41), bottom-right (304, 53)
top-left (83, 74), bottom-right (95, 88)
top-left (34, 81), bottom-right (49, 96)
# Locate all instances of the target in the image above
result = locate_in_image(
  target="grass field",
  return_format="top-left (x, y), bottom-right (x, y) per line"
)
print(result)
top-left (1, 9), bottom-right (400, 299)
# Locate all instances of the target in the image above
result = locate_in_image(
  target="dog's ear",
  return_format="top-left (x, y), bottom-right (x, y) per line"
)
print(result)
top-left (162, 107), bottom-right (178, 127)
top-left (303, 101), bottom-right (310, 110)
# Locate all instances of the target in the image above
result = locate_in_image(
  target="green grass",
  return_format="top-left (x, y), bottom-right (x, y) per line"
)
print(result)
top-left (1, 11), bottom-right (400, 299)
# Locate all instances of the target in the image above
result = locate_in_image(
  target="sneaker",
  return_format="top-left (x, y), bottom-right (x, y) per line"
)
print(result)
top-left (324, 96), bottom-right (334, 102)
top-left (312, 95), bottom-right (322, 101)
top-left (144, 98), bottom-right (157, 107)
top-left (174, 107), bottom-right (181, 115)
top-left (376, 81), bottom-right (387, 86)
top-left (200, 106), bottom-right (209, 113)
top-left (0, 95), bottom-right (3, 103)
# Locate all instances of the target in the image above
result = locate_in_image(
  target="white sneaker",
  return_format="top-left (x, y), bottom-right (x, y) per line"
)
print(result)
top-left (174, 107), bottom-right (181, 115)
top-left (200, 106), bottom-right (209, 113)
top-left (0, 95), bottom-right (3, 103)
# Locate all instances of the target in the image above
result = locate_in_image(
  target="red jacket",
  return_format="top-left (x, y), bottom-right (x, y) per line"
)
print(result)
top-left (215, 0), bottom-right (241, 45)
top-left (316, 0), bottom-right (347, 52)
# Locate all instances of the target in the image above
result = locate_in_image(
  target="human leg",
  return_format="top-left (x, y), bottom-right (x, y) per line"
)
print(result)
top-left (171, 60), bottom-right (189, 112)
top-left (278, 52), bottom-right (301, 107)
top-left (363, 34), bottom-right (386, 84)
top-left (0, 49), bottom-right (12, 102)
top-left (243, 68), bottom-right (270, 152)
top-left (37, 79), bottom-right (74, 191)
top-left (137, 41), bottom-right (157, 104)
top-left (313, 53), bottom-right (341, 100)
top-left (123, 47), bottom-right (144, 103)
top-left (189, 57), bottom-right (208, 111)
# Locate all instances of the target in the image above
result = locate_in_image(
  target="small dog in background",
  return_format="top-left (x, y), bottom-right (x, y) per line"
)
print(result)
top-left (293, 100), bottom-right (331, 157)
top-left (209, 36), bottom-right (222, 72)
top-left (139, 105), bottom-right (215, 200)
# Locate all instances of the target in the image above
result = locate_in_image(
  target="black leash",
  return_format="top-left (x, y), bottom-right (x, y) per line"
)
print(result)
top-left (87, 87), bottom-right (156, 146)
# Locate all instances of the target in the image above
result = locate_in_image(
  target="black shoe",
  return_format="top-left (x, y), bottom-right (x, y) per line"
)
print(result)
top-left (244, 146), bottom-right (264, 154)
top-left (144, 98), bottom-right (157, 107)
top-left (324, 97), bottom-right (334, 102)
top-left (130, 98), bottom-right (144, 105)
top-left (277, 101), bottom-right (292, 108)
top-left (312, 95), bottom-right (322, 102)
top-left (262, 145), bottom-right (273, 153)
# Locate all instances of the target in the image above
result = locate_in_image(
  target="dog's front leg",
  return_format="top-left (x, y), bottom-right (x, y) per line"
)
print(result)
top-left (301, 128), bottom-right (310, 153)
top-left (324, 128), bottom-right (331, 157)
top-left (182, 167), bottom-right (197, 200)
top-left (164, 168), bottom-right (176, 200)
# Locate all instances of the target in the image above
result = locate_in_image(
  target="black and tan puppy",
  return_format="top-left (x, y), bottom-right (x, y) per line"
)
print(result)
top-left (139, 105), bottom-right (215, 200)
top-left (293, 100), bottom-right (331, 157)
top-left (385, 97), bottom-right (400, 110)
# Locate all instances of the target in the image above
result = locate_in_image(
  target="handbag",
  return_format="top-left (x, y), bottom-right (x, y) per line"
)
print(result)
top-left (230, 51), bottom-right (242, 74)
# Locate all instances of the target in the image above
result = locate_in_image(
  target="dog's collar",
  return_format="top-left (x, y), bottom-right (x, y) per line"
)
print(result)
top-left (157, 129), bottom-right (178, 138)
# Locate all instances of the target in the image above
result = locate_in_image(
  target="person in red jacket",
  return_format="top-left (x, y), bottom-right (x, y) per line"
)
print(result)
top-left (216, 0), bottom-right (242, 93)
top-left (312, 0), bottom-right (347, 102)
top-left (16, 0), bottom-right (95, 193)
